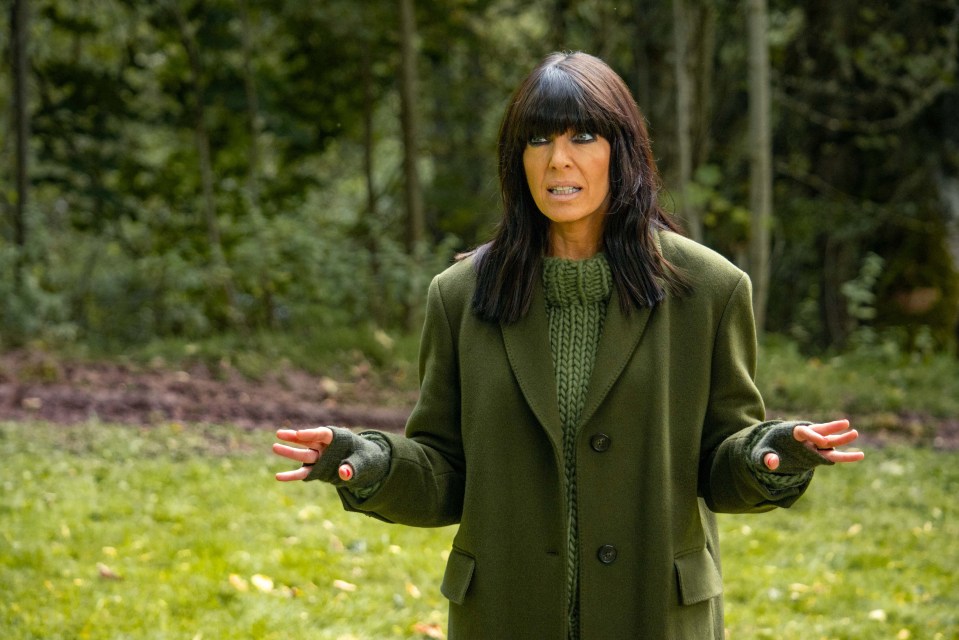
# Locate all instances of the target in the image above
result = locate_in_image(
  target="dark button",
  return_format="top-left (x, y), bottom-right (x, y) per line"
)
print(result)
top-left (590, 433), bottom-right (611, 452)
top-left (597, 544), bottom-right (618, 564)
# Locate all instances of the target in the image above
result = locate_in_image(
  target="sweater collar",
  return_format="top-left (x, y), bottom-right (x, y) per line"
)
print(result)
top-left (542, 253), bottom-right (613, 307)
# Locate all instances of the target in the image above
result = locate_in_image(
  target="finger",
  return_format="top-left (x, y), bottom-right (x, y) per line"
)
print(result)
top-left (823, 428), bottom-right (860, 448)
top-left (820, 449), bottom-right (865, 464)
top-left (275, 466), bottom-right (312, 482)
top-left (793, 424), bottom-right (831, 449)
top-left (808, 419), bottom-right (851, 436)
top-left (275, 427), bottom-right (334, 447)
top-left (338, 463), bottom-right (354, 482)
top-left (795, 422), bottom-right (852, 449)
top-left (764, 452), bottom-right (780, 471)
top-left (275, 428), bottom-right (298, 440)
top-left (272, 443), bottom-right (319, 465)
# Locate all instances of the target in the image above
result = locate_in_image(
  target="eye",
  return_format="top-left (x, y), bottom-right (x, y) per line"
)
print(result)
top-left (527, 134), bottom-right (549, 147)
top-left (571, 131), bottom-right (597, 143)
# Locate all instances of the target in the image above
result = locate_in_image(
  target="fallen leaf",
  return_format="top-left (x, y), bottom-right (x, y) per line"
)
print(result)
top-left (319, 377), bottom-right (340, 396)
top-left (333, 579), bottom-right (357, 592)
top-left (97, 563), bottom-right (123, 580)
top-left (869, 609), bottom-right (888, 622)
top-left (229, 574), bottom-right (249, 592)
top-left (251, 574), bottom-right (274, 593)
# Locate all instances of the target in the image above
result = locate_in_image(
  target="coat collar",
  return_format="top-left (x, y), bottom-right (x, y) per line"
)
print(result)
top-left (501, 280), bottom-right (565, 450)
top-left (579, 292), bottom-right (651, 427)
top-left (501, 269), bottom-right (653, 449)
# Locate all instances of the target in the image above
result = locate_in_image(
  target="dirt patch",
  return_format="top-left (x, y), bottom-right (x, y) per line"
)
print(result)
top-left (1, 349), bottom-right (956, 450)
top-left (0, 350), bottom-right (412, 432)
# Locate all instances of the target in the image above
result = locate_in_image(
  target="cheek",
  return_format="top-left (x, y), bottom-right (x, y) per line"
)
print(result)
top-left (522, 153), bottom-right (538, 186)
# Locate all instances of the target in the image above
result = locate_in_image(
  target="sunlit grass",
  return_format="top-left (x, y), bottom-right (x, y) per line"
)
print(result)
top-left (0, 421), bottom-right (452, 640)
top-left (721, 445), bottom-right (959, 639)
top-left (2, 421), bottom-right (957, 639)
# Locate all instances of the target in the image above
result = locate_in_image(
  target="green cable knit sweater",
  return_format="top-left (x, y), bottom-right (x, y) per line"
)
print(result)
top-left (542, 253), bottom-right (613, 640)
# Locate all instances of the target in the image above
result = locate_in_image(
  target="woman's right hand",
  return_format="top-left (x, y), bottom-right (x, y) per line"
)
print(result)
top-left (273, 427), bottom-right (352, 482)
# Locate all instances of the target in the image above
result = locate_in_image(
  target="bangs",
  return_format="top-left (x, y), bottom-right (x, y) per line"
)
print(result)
top-left (512, 65), bottom-right (617, 144)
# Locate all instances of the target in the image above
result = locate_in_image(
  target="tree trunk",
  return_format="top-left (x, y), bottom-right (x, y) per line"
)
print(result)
top-left (11, 0), bottom-right (30, 290)
top-left (399, 0), bottom-right (424, 254)
top-left (171, 2), bottom-right (239, 327)
top-left (631, 0), bottom-right (652, 110)
top-left (360, 35), bottom-right (387, 327)
top-left (239, 4), bottom-right (261, 210)
top-left (747, 0), bottom-right (772, 333)
top-left (692, 4), bottom-right (717, 165)
top-left (672, 0), bottom-right (700, 241)
top-left (361, 44), bottom-right (378, 221)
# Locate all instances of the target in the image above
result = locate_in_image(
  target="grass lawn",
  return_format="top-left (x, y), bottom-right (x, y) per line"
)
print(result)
top-left (2, 420), bottom-right (957, 639)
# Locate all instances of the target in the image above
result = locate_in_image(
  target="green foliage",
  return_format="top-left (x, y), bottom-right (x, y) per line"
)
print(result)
top-left (758, 336), bottom-right (959, 423)
top-left (841, 252), bottom-right (884, 324)
top-left (2, 0), bottom-right (958, 353)
top-left (1, 421), bottom-right (956, 639)
top-left (689, 163), bottom-right (751, 251)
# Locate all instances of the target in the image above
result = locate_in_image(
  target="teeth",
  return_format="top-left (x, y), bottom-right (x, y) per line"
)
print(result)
top-left (549, 186), bottom-right (580, 195)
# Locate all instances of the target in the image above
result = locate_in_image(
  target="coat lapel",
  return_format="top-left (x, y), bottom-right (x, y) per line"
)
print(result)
top-left (578, 291), bottom-right (652, 428)
top-left (500, 281), bottom-right (565, 451)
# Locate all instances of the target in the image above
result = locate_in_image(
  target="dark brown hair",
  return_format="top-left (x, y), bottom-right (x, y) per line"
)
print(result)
top-left (471, 51), bottom-right (687, 324)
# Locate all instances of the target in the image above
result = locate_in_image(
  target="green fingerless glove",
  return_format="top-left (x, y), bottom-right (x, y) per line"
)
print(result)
top-left (303, 427), bottom-right (391, 489)
top-left (750, 421), bottom-right (835, 475)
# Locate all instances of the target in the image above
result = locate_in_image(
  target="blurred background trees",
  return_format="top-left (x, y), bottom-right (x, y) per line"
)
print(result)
top-left (2, 0), bottom-right (957, 357)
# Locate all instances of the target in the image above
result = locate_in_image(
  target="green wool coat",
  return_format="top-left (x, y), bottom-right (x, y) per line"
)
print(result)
top-left (340, 231), bottom-right (811, 639)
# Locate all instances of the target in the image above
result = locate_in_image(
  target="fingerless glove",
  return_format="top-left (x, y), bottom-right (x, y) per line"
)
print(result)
top-left (303, 427), bottom-right (391, 489)
top-left (749, 421), bottom-right (836, 475)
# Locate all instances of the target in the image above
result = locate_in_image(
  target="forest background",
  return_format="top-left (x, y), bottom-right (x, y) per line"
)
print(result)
top-left (3, 2), bottom-right (959, 639)
top-left (2, 0), bottom-right (959, 376)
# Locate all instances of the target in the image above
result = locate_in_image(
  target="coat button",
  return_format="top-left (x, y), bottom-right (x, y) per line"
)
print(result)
top-left (597, 544), bottom-right (618, 564)
top-left (590, 434), bottom-right (611, 452)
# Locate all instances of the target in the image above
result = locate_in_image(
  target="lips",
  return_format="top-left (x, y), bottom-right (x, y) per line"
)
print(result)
top-left (548, 186), bottom-right (582, 195)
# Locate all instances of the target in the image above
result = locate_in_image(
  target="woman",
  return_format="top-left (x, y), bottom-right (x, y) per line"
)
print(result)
top-left (273, 51), bottom-right (863, 639)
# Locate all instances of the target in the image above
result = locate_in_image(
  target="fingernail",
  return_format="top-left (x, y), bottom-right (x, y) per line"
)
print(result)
top-left (338, 464), bottom-right (354, 481)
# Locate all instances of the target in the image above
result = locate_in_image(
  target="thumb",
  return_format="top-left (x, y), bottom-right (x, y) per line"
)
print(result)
top-left (764, 452), bottom-right (780, 471)
top-left (338, 463), bottom-right (354, 482)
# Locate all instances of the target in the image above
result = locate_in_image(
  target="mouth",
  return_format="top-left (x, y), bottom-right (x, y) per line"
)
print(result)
top-left (548, 186), bottom-right (581, 195)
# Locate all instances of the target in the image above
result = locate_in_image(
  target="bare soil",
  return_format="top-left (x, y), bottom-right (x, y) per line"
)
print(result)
top-left (1, 349), bottom-right (956, 450)
top-left (0, 350), bottom-right (412, 432)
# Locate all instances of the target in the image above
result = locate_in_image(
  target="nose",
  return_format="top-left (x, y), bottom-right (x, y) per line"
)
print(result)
top-left (548, 136), bottom-right (573, 168)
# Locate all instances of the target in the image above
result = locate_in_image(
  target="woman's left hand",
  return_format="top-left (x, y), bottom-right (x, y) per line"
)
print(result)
top-left (764, 419), bottom-right (864, 471)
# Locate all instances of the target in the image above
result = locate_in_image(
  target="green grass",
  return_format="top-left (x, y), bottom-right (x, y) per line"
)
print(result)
top-left (757, 337), bottom-right (959, 421)
top-left (0, 421), bottom-right (453, 640)
top-left (64, 327), bottom-right (423, 382)
top-left (720, 446), bottom-right (959, 639)
top-left (2, 421), bottom-right (957, 639)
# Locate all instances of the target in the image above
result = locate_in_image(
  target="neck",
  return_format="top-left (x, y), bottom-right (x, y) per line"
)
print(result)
top-left (547, 222), bottom-right (603, 259)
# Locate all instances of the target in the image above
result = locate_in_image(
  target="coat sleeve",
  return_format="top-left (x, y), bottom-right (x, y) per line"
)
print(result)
top-left (337, 275), bottom-right (466, 527)
top-left (697, 273), bottom-right (814, 513)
